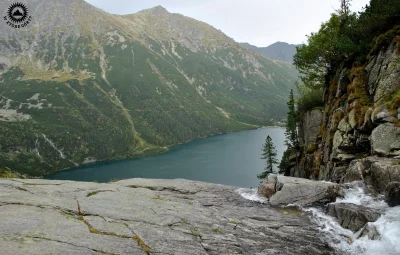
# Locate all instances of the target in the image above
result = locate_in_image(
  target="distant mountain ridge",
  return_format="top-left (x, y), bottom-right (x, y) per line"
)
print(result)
top-left (0, 0), bottom-right (298, 176)
top-left (240, 42), bottom-right (301, 63)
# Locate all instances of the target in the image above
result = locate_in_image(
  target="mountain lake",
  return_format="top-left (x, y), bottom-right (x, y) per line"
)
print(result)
top-left (47, 127), bottom-right (286, 188)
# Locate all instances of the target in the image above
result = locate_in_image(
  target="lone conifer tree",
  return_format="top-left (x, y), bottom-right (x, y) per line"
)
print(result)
top-left (257, 135), bottom-right (278, 179)
top-left (285, 89), bottom-right (298, 149)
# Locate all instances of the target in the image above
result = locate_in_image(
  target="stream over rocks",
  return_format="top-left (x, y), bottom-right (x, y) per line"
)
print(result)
top-left (241, 181), bottom-right (400, 255)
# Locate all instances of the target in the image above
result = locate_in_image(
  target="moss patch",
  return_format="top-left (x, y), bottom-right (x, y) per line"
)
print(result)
top-left (212, 228), bottom-right (222, 234)
top-left (133, 235), bottom-right (151, 254)
top-left (86, 190), bottom-right (112, 197)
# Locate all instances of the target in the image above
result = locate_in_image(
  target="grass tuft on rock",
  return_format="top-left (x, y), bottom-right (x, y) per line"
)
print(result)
top-left (133, 235), bottom-right (151, 254)
top-left (212, 228), bottom-right (222, 234)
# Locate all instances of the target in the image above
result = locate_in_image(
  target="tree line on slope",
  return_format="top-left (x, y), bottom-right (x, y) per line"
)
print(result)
top-left (294, 0), bottom-right (400, 114)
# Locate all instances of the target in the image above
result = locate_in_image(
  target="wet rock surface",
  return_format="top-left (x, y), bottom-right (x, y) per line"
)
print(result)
top-left (0, 178), bottom-right (337, 255)
top-left (326, 203), bottom-right (381, 232)
top-left (385, 181), bottom-right (400, 207)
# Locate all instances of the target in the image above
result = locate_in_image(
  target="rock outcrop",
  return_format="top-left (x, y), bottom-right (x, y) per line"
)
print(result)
top-left (370, 123), bottom-right (400, 156)
top-left (299, 109), bottom-right (323, 147)
top-left (341, 156), bottom-right (400, 193)
top-left (0, 178), bottom-right (336, 255)
top-left (259, 176), bottom-right (338, 206)
top-left (285, 34), bottom-right (400, 199)
top-left (326, 203), bottom-right (381, 232)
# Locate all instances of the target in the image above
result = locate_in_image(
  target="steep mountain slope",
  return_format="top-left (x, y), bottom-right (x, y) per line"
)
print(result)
top-left (240, 42), bottom-right (300, 63)
top-left (0, 0), bottom-right (298, 176)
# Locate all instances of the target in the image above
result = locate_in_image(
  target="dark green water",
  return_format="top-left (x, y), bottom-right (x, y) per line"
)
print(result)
top-left (47, 127), bottom-right (286, 188)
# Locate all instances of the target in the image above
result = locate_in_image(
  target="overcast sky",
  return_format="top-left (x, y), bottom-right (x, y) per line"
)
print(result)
top-left (84, 0), bottom-right (370, 47)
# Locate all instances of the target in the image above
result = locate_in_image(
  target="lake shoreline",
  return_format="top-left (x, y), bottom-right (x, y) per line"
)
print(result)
top-left (47, 125), bottom-right (269, 178)
top-left (46, 126), bottom-right (286, 188)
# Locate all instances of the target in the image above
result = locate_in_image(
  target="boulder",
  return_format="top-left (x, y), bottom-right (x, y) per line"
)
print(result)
top-left (342, 160), bottom-right (364, 183)
top-left (327, 203), bottom-right (381, 232)
top-left (358, 157), bottom-right (400, 193)
top-left (385, 181), bottom-right (400, 207)
top-left (356, 223), bottom-right (380, 240)
top-left (370, 123), bottom-right (400, 156)
top-left (371, 105), bottom-right (394, 123)
top-left (258, 174), bottom-right (277, 198)
top-left (332, 130), bottom-right (344, 151)
top-left (269, 176), bottom-right (339, 206)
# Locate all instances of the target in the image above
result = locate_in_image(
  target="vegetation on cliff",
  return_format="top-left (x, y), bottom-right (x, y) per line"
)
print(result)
top-left (294, 0), bottom-right (400, 90)
top-left (280, 0), bottom-right (400, 178)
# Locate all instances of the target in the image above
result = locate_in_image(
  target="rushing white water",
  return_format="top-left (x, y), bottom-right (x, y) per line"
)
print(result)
top-left (336, 183), bottom-right (388, 209)
top-left (304, 183), bottom-right (400, 255)
top-left (237, 182), bottom-right (400, 254)
top-left (236, 188), bottom-right (268, 203)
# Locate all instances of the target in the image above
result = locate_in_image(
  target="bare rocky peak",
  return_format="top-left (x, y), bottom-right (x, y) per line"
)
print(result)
top-left (140, 5), bottom-right (169, 15)
top-left (0, 0), bottom-right (238, 52)
top-left (123, 5), bottom-right (236, 49)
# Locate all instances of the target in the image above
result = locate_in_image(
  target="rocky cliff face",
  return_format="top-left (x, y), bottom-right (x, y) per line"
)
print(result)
top-left (0, 0), bottom-right (297, 176)
top-left (286, 35), bottom-right (400, 197)
top-left (0, 178), bottom-right (336, 255)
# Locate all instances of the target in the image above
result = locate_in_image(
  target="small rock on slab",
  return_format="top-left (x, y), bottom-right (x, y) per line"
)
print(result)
top-left (258, 174), bottom-right (277, 198)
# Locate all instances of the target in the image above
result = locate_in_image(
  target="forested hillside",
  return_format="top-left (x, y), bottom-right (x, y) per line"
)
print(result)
top-left (0, 0), bottom-right (298, 176)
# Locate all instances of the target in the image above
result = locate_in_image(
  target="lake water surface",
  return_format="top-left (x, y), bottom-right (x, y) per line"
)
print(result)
top-left (48, 127), bottom-right (286, 188)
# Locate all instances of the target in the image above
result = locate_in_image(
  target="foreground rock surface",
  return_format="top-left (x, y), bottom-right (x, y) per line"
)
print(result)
top-left (264, 176), bottom-right (338, 206)
top-left (0, 178), bottom-right (336, 255)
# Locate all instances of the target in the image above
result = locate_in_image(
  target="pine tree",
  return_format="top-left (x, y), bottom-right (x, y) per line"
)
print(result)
top-left (257, 135), bottom-right (278, 179)
top-left (336, 0), bottom-right (352, 17)
top-left (284, 89), bottom-right (298, 149)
